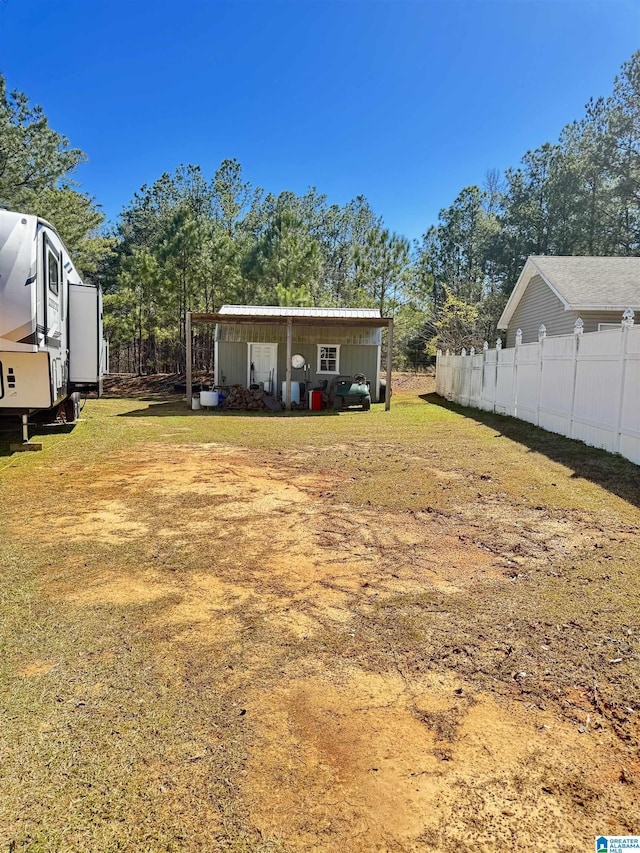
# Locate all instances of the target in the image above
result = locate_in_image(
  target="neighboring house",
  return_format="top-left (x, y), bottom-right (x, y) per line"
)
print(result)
top-left (498, 256), bottom-right (640, 347)
top-left (213, 305), bottom-right (385, 401)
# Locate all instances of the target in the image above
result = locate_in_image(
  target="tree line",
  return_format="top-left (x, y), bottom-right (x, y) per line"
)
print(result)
top-left (103, 165), bottom-right (415, 372)
top-left (1, 51), bottom-right (638, 373)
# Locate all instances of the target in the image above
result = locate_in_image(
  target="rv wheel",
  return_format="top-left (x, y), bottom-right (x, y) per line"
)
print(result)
top-left (64, 393), bottom-right (81, 422)
top-left (72, 392), bottom-right (81, 421)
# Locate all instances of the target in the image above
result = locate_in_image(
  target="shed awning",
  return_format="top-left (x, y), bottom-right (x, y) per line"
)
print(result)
top-left (190, 311), bottom-right (392, 329)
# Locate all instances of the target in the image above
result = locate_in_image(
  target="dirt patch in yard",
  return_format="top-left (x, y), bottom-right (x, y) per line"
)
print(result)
top-left (3, 440), bottom-right (639, 850)
top-left (246, 671), bottom-right (624, 852)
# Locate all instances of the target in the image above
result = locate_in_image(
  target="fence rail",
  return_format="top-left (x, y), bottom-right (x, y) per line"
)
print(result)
top-left (435, 318), bottom-right (640, 466)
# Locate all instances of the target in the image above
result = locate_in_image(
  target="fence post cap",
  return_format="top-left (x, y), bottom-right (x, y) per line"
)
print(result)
top-left (623, 307), bottom-right (635, 326)
top-left (470, 347), bottom-right (475, 355)
top-left (496, 337), bottom-right (503, 350)
top-left (483, 340), bottom-right (489, 351)
top-left (538, 324), bottom-right (547, 341)
top-left (574, 318), bottom-right (584, 335)
top-left (461, 347), bottom-right (467, 356)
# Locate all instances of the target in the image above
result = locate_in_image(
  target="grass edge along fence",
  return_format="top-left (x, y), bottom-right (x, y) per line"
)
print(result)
top-left (435, 314), bottom-right (640, 466)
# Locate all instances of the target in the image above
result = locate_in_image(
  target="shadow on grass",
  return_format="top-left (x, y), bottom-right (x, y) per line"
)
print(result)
top-left (0, 420), bottom-right (76, 458)
top-left (116, 399), bottom-right (343, 418)
top-left (102, 393), bottom-right (182, 403)
top-left (422, 393), bottom-right (640, 509)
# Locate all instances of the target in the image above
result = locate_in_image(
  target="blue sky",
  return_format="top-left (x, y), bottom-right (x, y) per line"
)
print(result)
top-left (1, 0), bottom-right (638, 242)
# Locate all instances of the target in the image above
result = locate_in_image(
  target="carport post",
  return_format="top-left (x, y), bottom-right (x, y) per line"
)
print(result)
top-left (186, 311), bottom-right (192, 409)
top-left (385, 319), bottom-right (393, 411)
top-left (285, 316), bottom-right (292, 411)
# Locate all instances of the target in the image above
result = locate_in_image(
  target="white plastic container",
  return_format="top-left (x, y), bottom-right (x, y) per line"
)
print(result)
top-left (191, 394), bottom-right (201, 410)
top-left (281, 381), bottom-right (300, 404)
top-left (200, 391), bottom-right (219, 407)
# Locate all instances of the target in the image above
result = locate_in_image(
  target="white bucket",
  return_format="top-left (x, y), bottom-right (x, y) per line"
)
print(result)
top-left (281, 380), bottom-right (300, 404)
top-left (191, 394), bottom-right (201, 410)
top-left (200, 391), bottom-right (219, 407)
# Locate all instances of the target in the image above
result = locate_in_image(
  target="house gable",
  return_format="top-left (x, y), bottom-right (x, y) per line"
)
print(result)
top-left (506, 274), bottom-right (571, 346)
top-left (499, 256), bottom-right (640, 346)
top-left (498, 258), bottom-right (569, 333)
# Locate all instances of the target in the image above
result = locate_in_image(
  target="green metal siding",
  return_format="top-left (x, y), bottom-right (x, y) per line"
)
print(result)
top-left (276, 343), bottom-right (380, 401)
top-left (217, 323), bottom-right (381, 346)
top-left (217, 341), bottom-right (247, 386)
top-left (218, 339), bottom-right (381, 401)
top-left (339, 345), bottom-right (379, 397)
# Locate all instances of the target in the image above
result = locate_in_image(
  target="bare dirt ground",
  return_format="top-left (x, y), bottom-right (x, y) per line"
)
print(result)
top-left (5, 419), bottom-right (639, 851)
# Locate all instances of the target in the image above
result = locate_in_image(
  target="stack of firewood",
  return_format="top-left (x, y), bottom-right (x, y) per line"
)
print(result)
top-left (221, 386), bottom-right (269, 411)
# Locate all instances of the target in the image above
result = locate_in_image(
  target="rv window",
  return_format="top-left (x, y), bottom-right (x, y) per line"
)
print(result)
top-left (48, 250), bottom-right (60, 295)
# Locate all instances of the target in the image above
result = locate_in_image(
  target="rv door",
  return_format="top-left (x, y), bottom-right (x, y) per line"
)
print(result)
top-left (43, 233), bottom-right (63, 352)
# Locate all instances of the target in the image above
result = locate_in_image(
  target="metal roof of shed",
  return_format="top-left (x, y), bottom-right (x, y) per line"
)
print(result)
top-left (218, 305), bottom-right (381, 319)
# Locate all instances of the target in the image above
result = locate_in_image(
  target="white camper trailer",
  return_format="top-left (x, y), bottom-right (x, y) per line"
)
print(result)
top-left (0, 210), bottom-right (104, 442)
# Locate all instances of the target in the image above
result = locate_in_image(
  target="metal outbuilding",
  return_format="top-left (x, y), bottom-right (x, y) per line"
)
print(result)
top-left (185, 306), bottom-right (394, 410)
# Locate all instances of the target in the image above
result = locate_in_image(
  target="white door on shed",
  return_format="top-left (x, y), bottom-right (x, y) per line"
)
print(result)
top-left (248, 343), bottom-right (277, 393)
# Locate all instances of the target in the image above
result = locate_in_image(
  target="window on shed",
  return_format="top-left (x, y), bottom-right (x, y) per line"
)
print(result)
top-left (47, 249), bottom-right (60, 295)
top-left (317, 344), bottom-right (340, 373)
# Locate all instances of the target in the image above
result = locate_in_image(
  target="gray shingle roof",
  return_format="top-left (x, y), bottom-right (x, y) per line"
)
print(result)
top-left (218, 305), bottom-right (381, 319)
top-left (498, 256), bottom-right (640, 328)
top-left (529, 256), bottom-right (640, 309)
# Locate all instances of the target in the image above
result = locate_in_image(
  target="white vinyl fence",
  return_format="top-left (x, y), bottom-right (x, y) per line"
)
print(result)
top-left (435, 315), bottom-right (640, 466)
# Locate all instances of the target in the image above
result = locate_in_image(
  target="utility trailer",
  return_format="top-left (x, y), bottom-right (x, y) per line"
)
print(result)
top-left (0, 209), bottom-right (105, 446)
